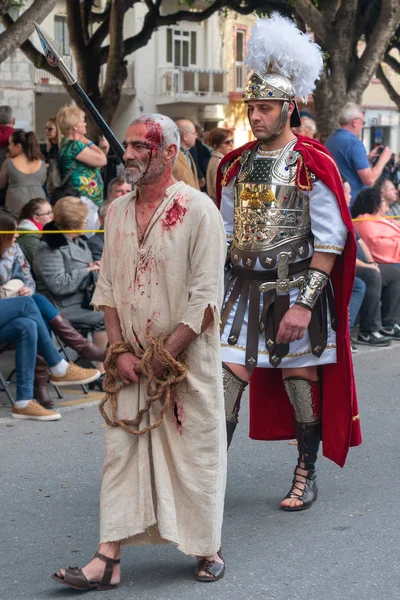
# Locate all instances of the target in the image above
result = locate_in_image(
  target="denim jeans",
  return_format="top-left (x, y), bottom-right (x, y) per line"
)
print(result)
top-left (349, 277), bottom-right (367, 330)
top-left (0, 297), bottom-right (62, 400)
top-left (32, 293), bottom-right (59, 323)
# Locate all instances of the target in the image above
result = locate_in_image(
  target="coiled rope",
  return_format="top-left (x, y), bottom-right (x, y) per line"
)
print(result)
top-left (99, 338), bottom-right (187, 435)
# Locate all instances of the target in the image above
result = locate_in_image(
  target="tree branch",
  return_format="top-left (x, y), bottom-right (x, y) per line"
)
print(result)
top-left (66, 0), bottom-right (87, 58)
top-left (292, 0), bottom-right (329, 43)
top-left (377, 63), bottom-right (400, 108)
top-left (383, 52), bottom-right (400, 74)
top-left (0, 0), bottom-right (58, 64)
top-left (351, 0), bottom-right (400, 95)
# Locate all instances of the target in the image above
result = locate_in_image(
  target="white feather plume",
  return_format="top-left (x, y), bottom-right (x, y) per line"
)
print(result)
top-left (245, 13), bottom-right (324, 101)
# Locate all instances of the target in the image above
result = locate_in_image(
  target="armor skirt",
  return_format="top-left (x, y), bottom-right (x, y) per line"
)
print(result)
top-left (220, 266), bottom-right (337, 369)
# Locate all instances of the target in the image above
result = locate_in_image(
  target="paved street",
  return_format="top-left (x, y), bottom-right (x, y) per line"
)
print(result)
top-left (1, 344), bottom-right (399, 600)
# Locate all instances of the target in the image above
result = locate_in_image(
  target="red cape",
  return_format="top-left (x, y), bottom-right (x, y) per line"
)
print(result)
top-left (216, 135), bottom-right (362, 467)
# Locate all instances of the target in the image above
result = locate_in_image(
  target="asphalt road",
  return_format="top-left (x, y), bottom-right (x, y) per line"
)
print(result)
top-left (1, 345), bottom-right (399, 600)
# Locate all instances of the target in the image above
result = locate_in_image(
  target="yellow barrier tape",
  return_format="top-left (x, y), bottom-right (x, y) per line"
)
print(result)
top-left (0, 214), bottom-right (399, 233)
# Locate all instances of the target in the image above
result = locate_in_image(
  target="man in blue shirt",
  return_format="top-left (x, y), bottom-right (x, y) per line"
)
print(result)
top-left (325, 102), bottom-right (392, 206)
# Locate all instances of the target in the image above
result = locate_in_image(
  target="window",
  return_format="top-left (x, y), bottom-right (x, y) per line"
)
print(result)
top-left (166, 29), bottom-right (197, 67)
top-left (235, 29), bottom-right (246, 91)
top-left (54, 16), bottom-right (70, 56)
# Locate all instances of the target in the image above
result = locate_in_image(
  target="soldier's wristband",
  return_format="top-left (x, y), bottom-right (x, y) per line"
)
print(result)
top-left (295, 268), bottom-right (329, 312)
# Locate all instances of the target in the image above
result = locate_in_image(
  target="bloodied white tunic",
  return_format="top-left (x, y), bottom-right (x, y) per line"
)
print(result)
top-left (92, 181), bottom-right (227, 556)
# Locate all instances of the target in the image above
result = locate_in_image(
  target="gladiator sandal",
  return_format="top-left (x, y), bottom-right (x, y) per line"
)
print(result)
top-left (282, 378), bottom-right (322, 512)
top-left (281, 420), bottom-right (321, 511)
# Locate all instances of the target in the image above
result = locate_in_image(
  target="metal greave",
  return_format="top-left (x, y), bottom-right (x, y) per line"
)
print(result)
top-left (223, 362), bottom-right (249, 448)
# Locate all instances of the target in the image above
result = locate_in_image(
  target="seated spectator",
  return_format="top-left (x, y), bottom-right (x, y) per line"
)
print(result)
top-left (0, 130), bottom-right (46, 214)
top-left (348, 277), bottom-right (366, 352)
top-left (173, 119), bottom-right (200, 189)
top-left (379, 178), bottom-right (400, 217)
top-left (344, 182), bottom-right (397, 345)
top-left (87, 202), bottom-right (109, 261)
top-left (352, 187), bottom-right (400, 263)
top-left (206, 128), bottom-right (234, 202)
top-left (57, 105), bottom-right (108, 230)
top-left (0, 296), bottom-right (101, 421)
top-left (0, 207), bottom-right (107, 406)
top-left (33, 197), bottom-right (108, 384)
top-left (107, 175), bottom-right (132, 202)
top-left (17, 198), bottom-right (53, 267)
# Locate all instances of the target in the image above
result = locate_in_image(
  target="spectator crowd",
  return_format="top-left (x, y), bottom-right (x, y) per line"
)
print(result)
top-left (1, 100), bottom-right (400, 420)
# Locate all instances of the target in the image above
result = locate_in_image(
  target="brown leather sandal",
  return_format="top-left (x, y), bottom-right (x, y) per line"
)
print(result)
top-left (195, 550), bottom-right (225, 582)
top-left (51, 551), bottom-right (120, 591)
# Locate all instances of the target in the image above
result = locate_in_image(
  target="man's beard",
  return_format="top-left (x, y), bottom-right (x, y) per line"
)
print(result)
top-left (124, 161), bottom-right (147, 185)
top-left (124, 157), bottom-right (164, 185)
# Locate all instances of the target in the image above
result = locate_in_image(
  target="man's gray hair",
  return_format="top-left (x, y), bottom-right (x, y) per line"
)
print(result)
top-left (301, 117), bottom-right (317, 136)
top-left (339, 102), bottom-right (363, 126)
top-left (0, 105), bottom-right (13, 125)
top-left (129, 113), bottom-right (180, 163)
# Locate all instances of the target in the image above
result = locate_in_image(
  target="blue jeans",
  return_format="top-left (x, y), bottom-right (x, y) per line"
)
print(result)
top-left (0, 297), bottom-right (62, 401)
top-left (349, 277), bottom-right (367, 330)
top-left (32, 293), bottom-right (59, 323)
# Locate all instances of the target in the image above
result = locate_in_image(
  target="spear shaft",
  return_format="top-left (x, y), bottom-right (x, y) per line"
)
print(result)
top-left (34, 23), bottom-right (125, 162)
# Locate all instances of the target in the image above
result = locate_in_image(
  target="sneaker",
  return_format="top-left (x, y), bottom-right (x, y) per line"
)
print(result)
top-left (379, 324), bottom-right (400, 339)
top-left (357, 331), bottom-right (392, 347)
top-left (12, 400), bottom-right (61, 421)
top-left (351, 341), bottom-right (358, 354)
top-left (49, 363), bottom-right (101, 387)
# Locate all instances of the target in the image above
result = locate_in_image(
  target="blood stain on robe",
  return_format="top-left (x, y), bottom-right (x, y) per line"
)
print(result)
top-left (161, 197), bottom-right (188, 232)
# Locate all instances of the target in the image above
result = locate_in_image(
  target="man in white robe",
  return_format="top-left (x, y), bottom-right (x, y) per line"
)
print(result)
top-left (52, 114), bottom-right (227, 591)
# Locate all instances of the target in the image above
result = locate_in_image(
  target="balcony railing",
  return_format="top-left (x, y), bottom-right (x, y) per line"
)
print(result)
top-left (159, 67), bottom-right (228, 103)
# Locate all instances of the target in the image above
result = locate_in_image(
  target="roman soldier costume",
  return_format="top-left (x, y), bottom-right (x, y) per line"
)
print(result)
top-left (217, 14), bottom-right (361, 510)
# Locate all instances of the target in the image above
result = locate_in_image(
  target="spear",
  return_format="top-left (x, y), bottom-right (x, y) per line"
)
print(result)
top-left (34, 22), bottom-right (125, 163)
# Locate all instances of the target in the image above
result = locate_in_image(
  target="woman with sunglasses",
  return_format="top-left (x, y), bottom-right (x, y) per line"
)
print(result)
top-left (206, 128), bottom-right (234, 202)
top-left (41, 117), bottom-right (59, 163)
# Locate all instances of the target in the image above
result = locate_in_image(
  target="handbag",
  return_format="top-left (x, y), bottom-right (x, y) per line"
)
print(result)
top-left (81, 270), bottom-right (98, 311)
top-left (0, 279), bottom-right (24, 298)
top-left (49, 163), bottom-right (76, 203)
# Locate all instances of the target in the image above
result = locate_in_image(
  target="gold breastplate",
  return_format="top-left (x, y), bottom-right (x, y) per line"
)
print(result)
top-left (233, 141), bottom-right (312, 253)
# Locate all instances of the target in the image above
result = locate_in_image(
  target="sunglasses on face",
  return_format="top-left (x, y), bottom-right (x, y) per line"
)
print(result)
top-left (222, 139), bottom-right (234, 145)
top-left (45, 126), bottom-right (55, 131)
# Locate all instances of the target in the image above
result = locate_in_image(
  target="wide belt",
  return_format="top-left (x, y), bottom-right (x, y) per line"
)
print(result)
top-left (221, 256), bottom-right (334, 370)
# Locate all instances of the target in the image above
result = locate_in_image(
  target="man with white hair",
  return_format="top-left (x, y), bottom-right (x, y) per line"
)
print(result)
top-left (297, 115), bottom-right (317, 138)
top-left (326, 102), bottom-right (392, 205)
top-left (52, 114), bottom-right (227, 591)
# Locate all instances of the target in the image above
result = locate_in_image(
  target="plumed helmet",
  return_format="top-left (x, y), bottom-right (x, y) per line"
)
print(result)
top-left (243, 14), bottom-right (324, 129)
